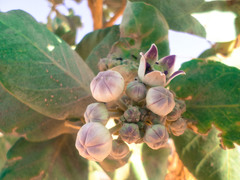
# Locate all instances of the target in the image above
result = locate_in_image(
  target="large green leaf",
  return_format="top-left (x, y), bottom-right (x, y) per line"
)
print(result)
top-left (0, 10), bottom-right (95, 120)
top-left (142, 144), bottom-right (170, 180)
top-left (0, 85), bottom-right (77, 142)
top-left (173, 128), bottom-right (240, 180)
top-left (0, 135), bottom-right (88, 179)
top-left (85, 25), bottom-right (120, 74)
top-left (170, 60), bottom-right (240, 148)
top-left (109, 1), bottom-right (169, 61)
top-left (129, 0), bottom-right (206, 37)
top-left (75, 25), bottom-right (118, 60)
top-left (0, 135), bottom-right (17, 171)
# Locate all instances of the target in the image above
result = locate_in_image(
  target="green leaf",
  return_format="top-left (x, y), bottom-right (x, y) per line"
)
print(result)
top-left (170, 60), bottom-right (240, 148)
top-left (0, 135), bottom-right (88, 179)
top-left (0, 10), bottom-right (95, 120)
top-left (99, 153), bottom-right (132, 172)
top-left (0, 85), bottom-right (77, 142)
top-left (76, 25), bottom-right (118, 60)
top-left (85, 25), bottom-right (120, 74)
top-left (172, 128), bottom-right (240, 180)
top-left (129, 0), bottom-right (206, 37)
top-left (142, 144), bottom-right (170, 180)
top-left (0, 135), bottom-right (17, 171)
top-left (110, 1), bottom-right (169, 61)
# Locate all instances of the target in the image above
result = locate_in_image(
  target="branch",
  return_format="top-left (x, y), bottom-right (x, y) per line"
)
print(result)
top-left (103, 0), bottom-right (127, 28)
top-left (88, 0), bottom-right (103, 30)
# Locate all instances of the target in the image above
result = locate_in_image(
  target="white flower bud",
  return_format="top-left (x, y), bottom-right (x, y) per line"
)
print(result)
top-left (75, 122), bottom-right (112, 162)
top-left (119, 123), bottom-right (141, 144)
top-left (146, 86), bottom-right (175, 116)
top-left (126, 81), bottom-right (147, 102)
top-left (90, 70), bottom-right (124, 102)
top-left (169, 118), bottom-right (187, 136)
top-left (109, 139), bottom-right (130, 160)
top-left (84, 103), bottom-right (109, 125)
top-left (143, 124), bottom-right (169, 150)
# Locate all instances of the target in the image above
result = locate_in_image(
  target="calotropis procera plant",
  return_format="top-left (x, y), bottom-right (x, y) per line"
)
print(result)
top-left (75, 44), bottom-right (187, 162)
top-left (0, 1), bottom-right (240, 179)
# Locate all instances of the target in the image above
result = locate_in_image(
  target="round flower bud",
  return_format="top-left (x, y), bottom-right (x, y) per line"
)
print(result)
top-left (84, 103), bottom-right (109, 125)
top-left (126, 81), bottom-right (147, 102)
top-left (176, 99), bottom-right (186, 113)
top-left (146, 86), bottom-right (175, 116)
top-left (123, 106), bottom-right (141, 122)
top-left (109, 139), bottom-right (130, 159)
top-left (90, 70), bottom-right (124, 102)
top-left (143, 124), bottom-right (169, 150)
top-left (75, 122), bottom-right (112, 162)
top-left (119, 123), bottom-right (141, 144)
top-left (169, 118), bottom-right (187, 136)
top-left (167, 105), bottom-right (181, 122)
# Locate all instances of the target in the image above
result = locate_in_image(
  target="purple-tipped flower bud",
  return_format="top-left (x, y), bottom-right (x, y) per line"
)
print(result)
top-left (176, 99), bottom-right (186, 114)
top-left (84, 103), bottom-right (109, 125)
top-left (146, 87), bottom-right (175, 116)
top-left (169, 118), bottom-right (187, 136)
top-left (109, 139), bottom-right (130, 160)
top-left (119, 123), bottom-right (141, 144)
top-left (143, 124), bottom-right (169, 150)
top-left (126, 81), bottom-right (147, 102)
top-left (123, 106), bottom-right (141, 123)
top-left (75, 122), bottom-right (112, 162)
top-left (90, 70), bottom-right (124, 102)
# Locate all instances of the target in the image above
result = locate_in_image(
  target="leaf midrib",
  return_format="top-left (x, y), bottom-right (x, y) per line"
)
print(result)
top-left (0, 18), bottom-right (88, 91)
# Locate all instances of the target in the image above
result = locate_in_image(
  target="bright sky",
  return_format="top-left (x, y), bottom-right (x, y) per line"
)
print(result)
top-left (0, 0), bottom-right (236, 70)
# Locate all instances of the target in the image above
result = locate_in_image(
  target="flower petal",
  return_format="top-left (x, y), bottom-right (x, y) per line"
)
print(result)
top-left (142, 71), bottom-right (166, 87)
top-left (138, 52), bottom-right (146, 81)
top-left (165, 70), bottom-right (185, 86)
top-left (159, 55), bottom-right (176, 77)
top-left (144, 44), bottom-right (158, 63)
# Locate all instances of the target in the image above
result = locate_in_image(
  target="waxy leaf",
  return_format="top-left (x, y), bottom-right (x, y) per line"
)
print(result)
top-left (85, 25), bottom-right (120, 74)
top-left (76, 25), bottom-right (118, 60)
top-left (170, 60), bottom-right (240, 148)
top-left (172, 128), bottom-right (240, 180)
top-left (0, 10), bottom-right (95, 120)
top-left (142, 144), bottom-right (170, 180)
top-left (0, 135), bottom-right (17, 171)
top-left (110, 1), bottom-right (169, 61)
top-left (0, 85), bottom-right (77, 142)
top-left (0, 135), bottom-right (88, 179)
top-left (130, 0), bottom-right (206, 37)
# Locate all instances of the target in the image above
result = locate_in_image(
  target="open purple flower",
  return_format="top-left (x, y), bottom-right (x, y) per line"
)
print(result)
top-left (138, 44), bottom-right (185, 87)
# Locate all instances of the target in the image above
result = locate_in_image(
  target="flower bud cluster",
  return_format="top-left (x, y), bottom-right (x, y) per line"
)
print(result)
top-left (76, 44), bottom-right (188, 162)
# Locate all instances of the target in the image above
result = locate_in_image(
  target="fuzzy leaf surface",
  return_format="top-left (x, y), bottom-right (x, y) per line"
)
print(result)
top-left (142, 144), bottom-right (170, 180)
top-left (0, 85), bottom-right (77, 142)
top-left (170, 60), bottom-right (240, 148)
top-left (85, 25), bottom-right (120, 74)
top-left (76, 25), bottom-right (118, 60)
top-left (129, 0), bottom-right (206, 37)
top-left (0, 135), bottom-right (88, 180)
top-left (0, 10), bottom-right (95, 120)
top-left (109, 1), bottom-right (169, 61)
top-left (172, 128), bottom-right (240, 180)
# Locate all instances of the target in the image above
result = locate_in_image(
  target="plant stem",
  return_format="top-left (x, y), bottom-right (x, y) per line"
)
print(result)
top-left (116, 99), bottom-right (128, 111)
top-left (108, 111), bottom-right (123, 118)
top-left (109, 122), bottom-right (123, 134)
top-left (88, 0), bottom-right (103, 30)
top-left (64, 121), bottom-right (82, 131)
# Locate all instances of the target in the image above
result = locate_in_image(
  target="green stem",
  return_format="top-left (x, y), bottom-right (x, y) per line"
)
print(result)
top-left (109, 122), bottom-right (123, 134)
top-left (108, 111), bottom-right (123, 118)
top-left (116, 99), bottom-right (128, 111)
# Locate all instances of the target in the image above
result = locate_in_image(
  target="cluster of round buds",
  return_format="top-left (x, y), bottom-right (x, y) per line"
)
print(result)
top-left (75, 44), bottom-right (188, 163)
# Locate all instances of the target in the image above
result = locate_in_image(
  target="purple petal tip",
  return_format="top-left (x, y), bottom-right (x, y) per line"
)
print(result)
top-left (144, 44), bottom-right (158, 62)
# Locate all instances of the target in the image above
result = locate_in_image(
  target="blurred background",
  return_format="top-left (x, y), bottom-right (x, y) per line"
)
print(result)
top-left (0, 0), bottom-right (239, 70)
